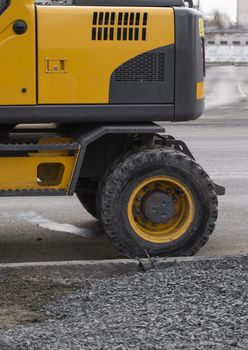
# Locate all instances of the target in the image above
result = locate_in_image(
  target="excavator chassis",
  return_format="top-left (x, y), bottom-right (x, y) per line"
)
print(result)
top-left (0, 122), bottom-right (224, 258)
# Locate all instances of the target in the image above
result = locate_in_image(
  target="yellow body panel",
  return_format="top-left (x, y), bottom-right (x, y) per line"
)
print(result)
top-left (0, 0), bottom-right (36, 105)
top-left (196, 82), bottom-right (205, 100)
top-left (199, 17), bottom-right (205, 37)
top-left (37, 6), bottom-right (174, 104)
top-left (0, 155), bottom-right (76, 191)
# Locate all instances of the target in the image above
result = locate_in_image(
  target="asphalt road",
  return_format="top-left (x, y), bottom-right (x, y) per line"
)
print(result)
top-left (0, 64), bottom-right (247, 263)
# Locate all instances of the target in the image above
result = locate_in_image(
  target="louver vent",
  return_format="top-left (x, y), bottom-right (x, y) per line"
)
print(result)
top-left (92, 12), bottom-right (148, 41)
top-left (115, 53), bottom-right (165, 82)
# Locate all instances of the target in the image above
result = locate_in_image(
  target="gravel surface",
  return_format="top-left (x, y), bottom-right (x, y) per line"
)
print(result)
top-left (0, 276), bottom-right (87, 328)
top-left (1, 256), bottom-right (248, 349)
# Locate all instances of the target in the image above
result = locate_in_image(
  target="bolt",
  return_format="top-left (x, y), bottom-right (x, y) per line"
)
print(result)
top-left (136, 196), bottom-right (142, 201)
top-left (144, 187), bottom-right (149, 192)
top-left (155, 184), bottom-right (161, 190)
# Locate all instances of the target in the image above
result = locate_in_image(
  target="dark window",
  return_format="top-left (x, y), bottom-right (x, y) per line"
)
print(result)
top-left (220, 41), bottom-right (228, 45)
top-left (208, 40), bottom-right (215, 45)
top-left (246, 41), bottom-right (248, 45)
top-left (233, 41), bottom-right (241, 46)
top-left (0, 0), bottom-right (9, 16)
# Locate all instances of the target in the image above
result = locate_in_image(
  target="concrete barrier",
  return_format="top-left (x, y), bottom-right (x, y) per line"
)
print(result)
top-left (206, 45), bottom-right (248, 63)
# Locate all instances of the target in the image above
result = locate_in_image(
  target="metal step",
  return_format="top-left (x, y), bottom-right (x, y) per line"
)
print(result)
top-left (0, 189), bottom-right (66, 197)
top-left (0, 137), bottom-right (81, 195)
top-left (0, 142), bottom-right (80, 152)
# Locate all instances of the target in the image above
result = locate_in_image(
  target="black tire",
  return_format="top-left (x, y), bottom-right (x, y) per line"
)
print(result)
top-left (77, 192), bottom-right (98, 220)
top-left (98, 147), bottom-right (218, 258)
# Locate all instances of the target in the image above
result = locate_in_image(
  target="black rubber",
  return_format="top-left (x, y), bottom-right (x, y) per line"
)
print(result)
top-left (77, 193), bottom-right (98, 220)
top-left (98, 146), bottom-right (218, 258)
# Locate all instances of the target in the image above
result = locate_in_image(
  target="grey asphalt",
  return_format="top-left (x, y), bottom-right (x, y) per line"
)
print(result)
top-left (0, 64), bottom-right (247, 263)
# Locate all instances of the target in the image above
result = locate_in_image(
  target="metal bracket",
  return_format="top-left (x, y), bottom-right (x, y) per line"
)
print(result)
top-left (156, 134), bottom-right (225, 196)
top-left (214, 184), bottom-right (225, 196)
top-left (155, 134), bottom-right (196, 160)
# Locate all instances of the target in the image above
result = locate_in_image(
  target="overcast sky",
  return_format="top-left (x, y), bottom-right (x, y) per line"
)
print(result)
top-left (198, 0), bottom-right (237, 21)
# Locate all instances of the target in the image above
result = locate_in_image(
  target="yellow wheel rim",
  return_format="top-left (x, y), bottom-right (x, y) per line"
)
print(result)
top-left (127, 176), bottom-right (195, 244)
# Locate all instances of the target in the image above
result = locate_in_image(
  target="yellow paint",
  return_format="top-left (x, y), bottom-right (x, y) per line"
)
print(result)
top-left (196, 82), bottom-right (205, 100)
top-left (127, 176), bottom-right (195, 244)
top-left (0, 155), bottom-right (76, 191)
top-left (0, 0), bottom-right (36, 105)
top-left (46, 59), bottom-right (68, 73)
top-left (199, 17), bottom-right (205, 37)
top-left (38, 137), bottom-right (75, 144)
top-left (37, 6), bottom-right (175, 104)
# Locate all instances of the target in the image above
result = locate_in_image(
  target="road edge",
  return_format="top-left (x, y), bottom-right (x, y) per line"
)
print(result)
top-left (0, 254), bottom-right (247, 280)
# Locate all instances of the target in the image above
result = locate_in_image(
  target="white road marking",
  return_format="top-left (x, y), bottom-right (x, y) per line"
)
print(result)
top-left (3, 211), bottom-right (101, 238)
top-left (216, 107), bottom-right (248, 109)
top-left (211, 169), bottom-right (248, 179)
top-left (238, 84), bottom-right (247, 97)
top-left (206, 96), bottom-right (242, 99)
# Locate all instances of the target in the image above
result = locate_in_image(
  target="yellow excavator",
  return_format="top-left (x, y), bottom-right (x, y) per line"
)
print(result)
top-left (0, 0), bottom-right (224, 258)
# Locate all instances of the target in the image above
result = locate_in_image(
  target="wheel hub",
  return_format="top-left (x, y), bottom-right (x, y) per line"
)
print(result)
top-left (141, 190), bottom-right (177, 224)
top-left (128, 176), bottom-right (195, 244)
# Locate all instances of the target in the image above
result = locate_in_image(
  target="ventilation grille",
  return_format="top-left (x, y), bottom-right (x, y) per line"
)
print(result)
top-left (115, 53), bottom-right (165, 82)
top-left (92, 12), bottom-right (148, 41)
